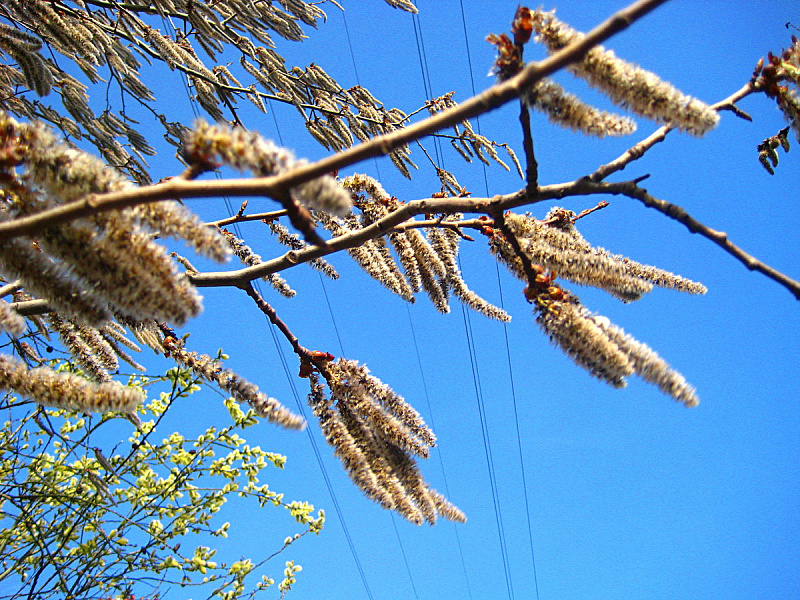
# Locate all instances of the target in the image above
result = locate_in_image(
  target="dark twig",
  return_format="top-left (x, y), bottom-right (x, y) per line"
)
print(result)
top-left (240, 282), bottom-right (311, 360)
top-left (514, 23), bottom-right (539, 189)
top-left (602, 181), bottom-right (800, 300)
top-left (491, 209), bottom-right (542, 296)
top-left (207, 209), bottom-right (288, 228)
top-left (572, 200), bottom-right (609, 222)
top-left (519, 104), bottom-right (539, 190)
top-left (241, 283), bottom-right (335, 376)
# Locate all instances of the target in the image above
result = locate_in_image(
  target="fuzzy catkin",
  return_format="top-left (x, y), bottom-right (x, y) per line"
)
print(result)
top-left (0, 112), bottom-right (233, 327)
top-left (524, 78), bottom-right (637, 137)
top-left (167, 342), bottom-right (305, 430)
top-left (183, 120), bottom-right (352, 217)
top-left (0, 300), bottom-right (25, 336)
top-left (530, 9), bottom-right (719, 136)
top-left (0, 354), bottom-right (143, 413)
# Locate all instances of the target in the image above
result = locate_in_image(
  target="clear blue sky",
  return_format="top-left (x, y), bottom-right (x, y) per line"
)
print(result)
top-left (66, 1), bottom-right (800, 599)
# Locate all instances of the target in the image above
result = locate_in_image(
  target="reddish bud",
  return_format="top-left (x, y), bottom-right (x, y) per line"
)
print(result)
top-left (298, 362), bottom-right (314, 378)
top-left (511, 6), bottom-right (534, 46)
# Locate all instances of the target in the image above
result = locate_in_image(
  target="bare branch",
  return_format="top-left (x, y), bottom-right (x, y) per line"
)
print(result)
top-left (0, 0), bottom-right (667, 243)
top-left (599, 181), bottom-right (800, 300)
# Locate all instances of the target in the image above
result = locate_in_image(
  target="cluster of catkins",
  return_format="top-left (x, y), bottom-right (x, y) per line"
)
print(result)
top-left (0, 114), bottom-right (308, 423)
top-left (491, 209), bottom-right (705, 407)
top-left (491, 8), bottom-right (720, 138)
top-left (310, 360), bottom-right (465, 525)
top-left (322, 173), bottom-right (510, 321)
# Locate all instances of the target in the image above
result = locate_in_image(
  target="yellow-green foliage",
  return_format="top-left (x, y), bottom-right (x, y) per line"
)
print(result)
top-left (0, 365), bottom-right (323, 600)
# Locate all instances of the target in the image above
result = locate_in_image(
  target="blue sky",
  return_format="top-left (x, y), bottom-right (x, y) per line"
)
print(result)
top-left (18, 1), bottom-right (800, 599)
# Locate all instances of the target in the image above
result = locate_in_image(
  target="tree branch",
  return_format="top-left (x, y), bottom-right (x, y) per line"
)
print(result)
top-left (0, 0), bottom-right (667, 243)
top-left (240, 283), bottom-right (311, 360)
top-left (599, 180), bottom-right (800, 300)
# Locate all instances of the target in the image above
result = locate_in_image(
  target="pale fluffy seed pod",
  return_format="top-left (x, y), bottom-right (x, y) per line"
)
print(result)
top-left (335, 359), bottom-right (436, 448)
top-left (533, 291), bottom-right (699, 405)
top-left (338, 403), bottom-right (424, 524)
top-left (530, 9), bottom-right (719, 136)
top-left (220, 227), bottom-right (296, 294)
top-left (427, 222), bottom-right (511, 322)
top-left (167, 340), bottom-right (305, 430)
top-left (0, 354), bottom-right (143, 414)
top-left (220, 228), bottom-right (263, 269)
top-left (183, 120), bottom-right (352, 217)
top-left (524, 78), bottom-right (637, 137)
top-left (47, 313), bottom-right (113, 382)
top-left (535, 296), bottom-right (633, 387)
top-left (381, 442), bottom-right (436, 524)
top-left (310, 365), bottom-right (463, 525)
top-left (114, 317), bottom-right (165, 354)
top-left (430, 489), bottom-right (467, 523)
top-left (319, 213), bottom-right (414, 301)
top-left (268, 221), bottom-right (339, 279)
top-left (308, 381), bottom-right (394, 510)
top-left (328, 360), bottom-right (435, 460)
top-left (98, 331), bottom-right (146, 373)
top-left (131, 201), bottom-right (231, 263)
top-left (592, 315), bottom-right (699, 407)
top-left (0, 113), bottom-right (226, 326)
top-left (405, 227), bottom-right (449, 312)
top-left (0, 300), bottom-right (26, 337)
top-left (266, 272), bottom-right (296, 298)
top-left (35, 219), bottom-right (203, 325)
top-left (496, 211), bottom-right (706, 301)
top-left (382, 0), bottom-right (418, 13)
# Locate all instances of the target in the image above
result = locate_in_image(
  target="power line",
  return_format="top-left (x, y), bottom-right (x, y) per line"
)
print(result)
top-left (457, 3), bottom-right (541, 597)
top-left (390, 513), bottom-right (420, 600)
top-left (496, 263), bottom-right (541, 600)
top-left (405, 305), bottom-right (474, 600)
top-left (460, 301), bottom-right (515, 600)
top-left (409, 5), bottom-right (515, 598)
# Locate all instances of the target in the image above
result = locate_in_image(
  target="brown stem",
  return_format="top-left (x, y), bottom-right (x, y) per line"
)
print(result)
top-left (600, 181), bottom-right (800, 300)
top-left (240, 282), bottom-right (311, 360)
top-left (519, 103), bottom-right (538, 190)
top-left (207, 209), bottom-right (288, 228)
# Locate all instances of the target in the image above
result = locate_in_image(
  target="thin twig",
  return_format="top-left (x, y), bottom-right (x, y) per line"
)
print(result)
top-left (0, 280), bottom-right (22, 298)
top-left (519, 104), bottom-right (538, 190)
top-left (240, 282), bottom-right (310, 360)
top-left (589, 81), bottom-right (758, 182)
top-left (600, 180), bottom-right (800, 300)
top-left (207, 209), bottom-right (288, 227)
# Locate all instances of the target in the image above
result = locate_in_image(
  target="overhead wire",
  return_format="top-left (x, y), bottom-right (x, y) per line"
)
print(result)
top-left (496, 263), bottom-right (541, 600)
top-left (410, 4), bottom-right (515, 599)
top-left (457, 3), bottom-right (541, 597)
top-left (404, 304), bottom-right (474, 600)
top-left (334, 9), bottom-right (421, 599)
top-left (158, 12), bottom-right (377, 599)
